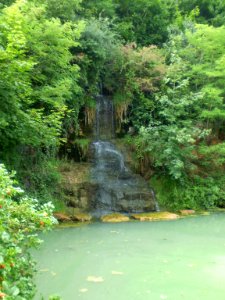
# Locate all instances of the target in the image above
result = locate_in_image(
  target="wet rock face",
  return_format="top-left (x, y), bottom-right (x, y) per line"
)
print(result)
top-left (59, 96), bottom-right (157, 215)
top-left (90, 140), bottom-right (156, 214)
top-left (60, 162), bottom-right (95, 211)
top-left (90, 96), bottom-right (157, 215)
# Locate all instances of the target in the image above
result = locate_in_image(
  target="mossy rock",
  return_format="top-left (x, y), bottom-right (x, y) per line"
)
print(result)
top-left (131, 211), bottom-right (179, 221)
top-left (71, 213), bottom-right (92, 222)
top-left (57, 222), bottom-right (89, 228)
top-left (53, 212), bottom-right (71, 222)
top-left (179, 209), bottom-right (196, 216)
top-left (101, 213), bottom-right (130, 223)
top-left (198, 211), bottom-right (210, 216)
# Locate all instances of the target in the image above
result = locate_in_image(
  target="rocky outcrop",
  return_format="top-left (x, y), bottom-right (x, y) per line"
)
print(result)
top-left (59, 96), bottom-right (157, 215)
top-left (71, 213), bottom-right (92, 222)
top-left (53, 212), bottom-right (71, 222)
top-left (59, 162), bottom-right (94, 211)
top-left (179, 210), bottom-right (195, 215)
top-left (131, 211), bottom-right (179, 221)
top-left (90, 141), bottom-right (157, 213)
top-left (101, 213), bottom-right (130, 223)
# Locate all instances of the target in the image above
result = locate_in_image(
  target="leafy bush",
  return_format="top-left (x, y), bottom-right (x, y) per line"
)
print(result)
top-left (125, 24), bottom-right (225, 210)
top-left (0, 164), bottom-right (56, 299)
top-left (151, 175), bottom-right (225, 210)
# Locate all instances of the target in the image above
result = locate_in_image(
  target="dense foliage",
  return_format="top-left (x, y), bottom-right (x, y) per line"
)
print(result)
top-left (0, 0), bottom-right (84, 205)
top-left (0, 164), bottom-right (56, 299)
top-left (126, 23), bottom-right (225, 209)
top-left (0, 0), bottom-right (83, 150)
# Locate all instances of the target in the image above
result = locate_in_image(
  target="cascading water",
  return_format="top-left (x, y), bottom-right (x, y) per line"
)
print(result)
top-left (91, 96), bottom-right (157, 215)
top-left (94, 95), bottom-right (115, 140)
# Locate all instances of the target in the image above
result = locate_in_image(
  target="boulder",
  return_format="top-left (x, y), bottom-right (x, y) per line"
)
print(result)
top-left (53, 212), bottom-right (71, 222)
top-left (101, 213), bottom-right (129, 223)
top-left (179, 209), bottom-right (195, 215)
top-left (71, 213), bottom-right (92, 222)
top-left (131, 211), bottom-right (179, 221)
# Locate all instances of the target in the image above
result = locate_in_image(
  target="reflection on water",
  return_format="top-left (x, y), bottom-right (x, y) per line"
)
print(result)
top-left (34, 214), bottom-right (225, 300)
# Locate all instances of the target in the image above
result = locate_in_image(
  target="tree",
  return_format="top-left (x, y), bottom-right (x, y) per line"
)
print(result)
top-left (104, 44), bottom-right (166, 131)
top-left (176, 24), bottom-right (225, 139)
top-left (178, 0), bottom-right (225, 26)
top-left (115, 0), bottom-right (175, 45)
top-left (0, 0), bottom-right (84, 204)
top-left (128, 23), bottom-right (225, 209)
top-left (0, 0), bottom-right (84, 153)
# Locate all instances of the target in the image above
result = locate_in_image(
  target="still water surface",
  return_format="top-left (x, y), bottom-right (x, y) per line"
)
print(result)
top-left (34, 214), bottom-right (225, 300)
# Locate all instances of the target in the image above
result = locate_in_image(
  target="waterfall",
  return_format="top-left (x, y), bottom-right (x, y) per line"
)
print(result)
top-left (94, 95), bottom-right (114, 140)
top-left (90, 96), bottom-right (157, 215)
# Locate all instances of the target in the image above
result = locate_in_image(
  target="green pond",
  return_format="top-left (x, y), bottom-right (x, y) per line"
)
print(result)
top-left (34, 213), bottom-right (225, 300)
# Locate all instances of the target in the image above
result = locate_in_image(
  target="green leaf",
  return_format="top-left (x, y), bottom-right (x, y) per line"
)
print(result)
top-left (11, 286), bottom-right (20, 296)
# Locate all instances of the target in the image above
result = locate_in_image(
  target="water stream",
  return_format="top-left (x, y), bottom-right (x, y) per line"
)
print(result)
top-left (34, 213), bottom-right (225, 300)
top-left (90, 96), bottom-right (156, 214)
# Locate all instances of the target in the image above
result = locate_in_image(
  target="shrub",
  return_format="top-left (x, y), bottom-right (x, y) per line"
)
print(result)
top-left (0, 164), bottom-right (56, 299)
